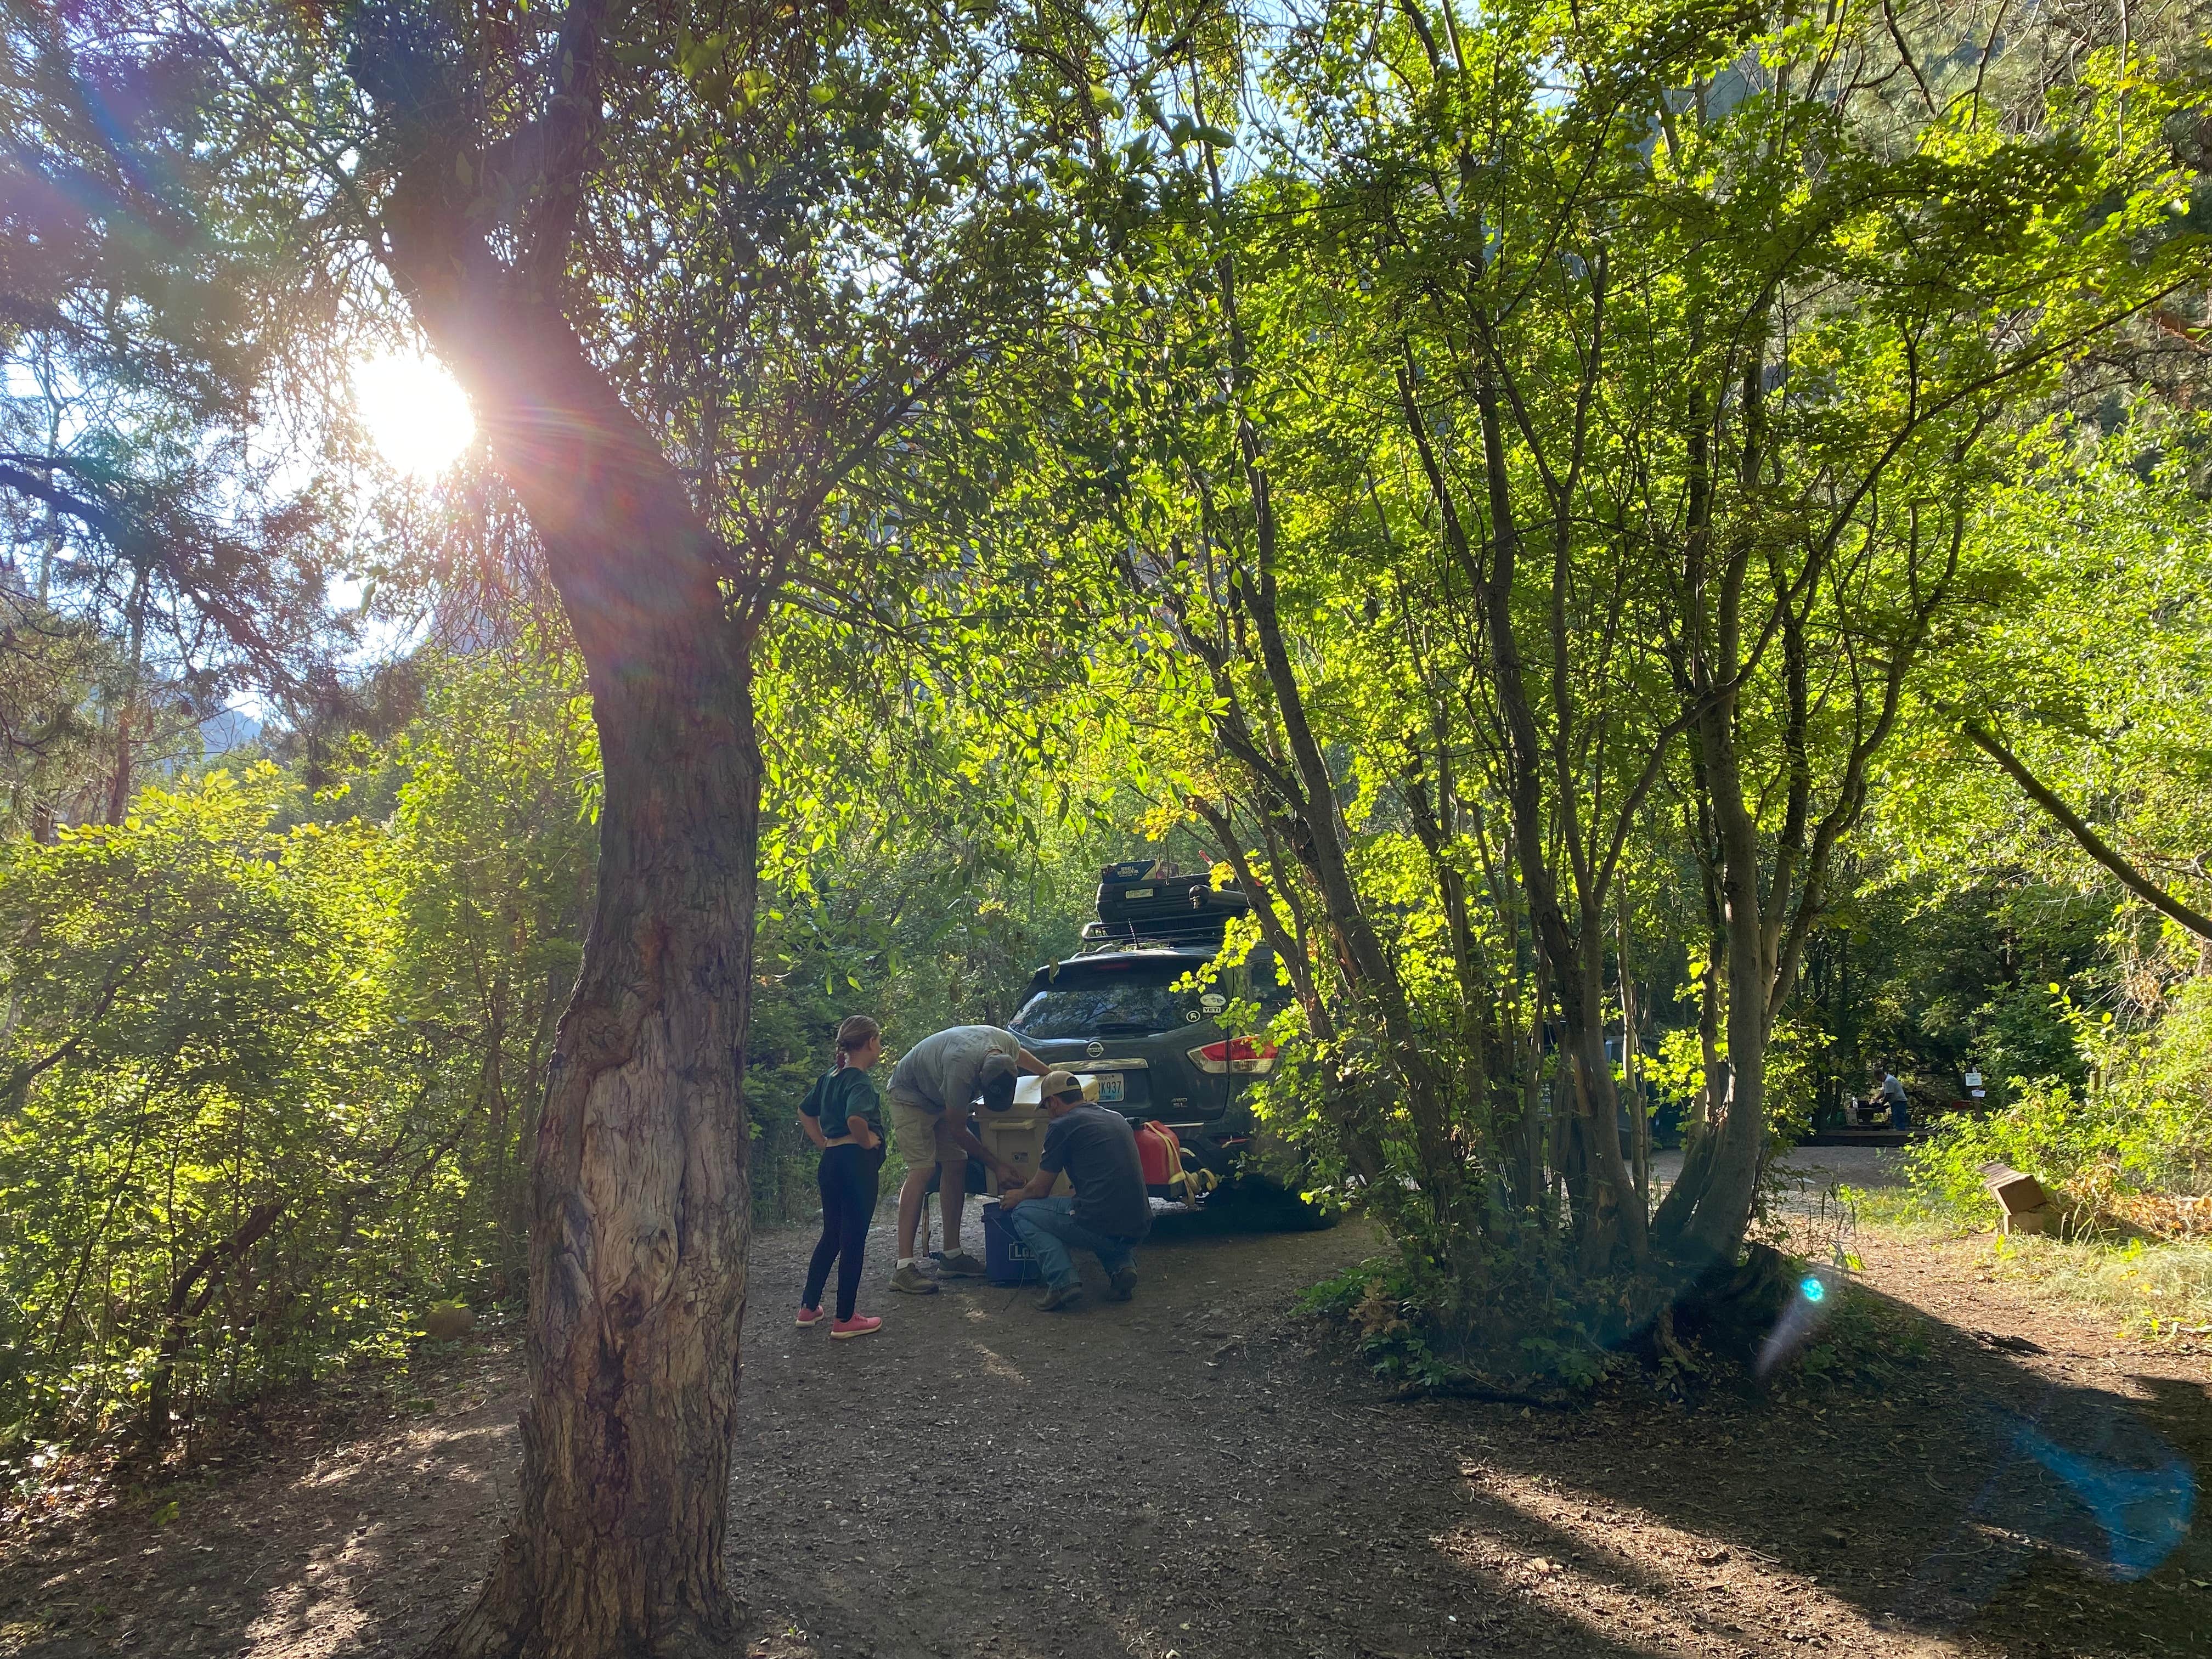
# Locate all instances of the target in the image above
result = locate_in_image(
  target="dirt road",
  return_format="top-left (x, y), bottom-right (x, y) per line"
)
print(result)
top-left (3, 1193), bottom-right (2206, 1659)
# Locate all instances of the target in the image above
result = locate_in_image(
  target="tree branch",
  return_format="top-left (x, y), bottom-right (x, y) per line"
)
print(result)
top-left (0, 462), bottom-right (127, 546)
top-left (1961, 721), bottom-right (2212, 942)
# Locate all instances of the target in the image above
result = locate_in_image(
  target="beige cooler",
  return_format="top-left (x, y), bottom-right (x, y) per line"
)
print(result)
top-left (978, 1097), bottom-right (1070, 1197)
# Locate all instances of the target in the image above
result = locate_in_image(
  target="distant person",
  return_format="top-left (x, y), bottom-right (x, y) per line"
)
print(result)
top-left (796, 1015), bottom-right (888, 1339)
top-left (1878, 1066), bottom-right (1910, 1131)
top-left (1000, 1069), bottom-right (1152, 1311)
top-left (884, 1025), bottom-right (1048, 1294)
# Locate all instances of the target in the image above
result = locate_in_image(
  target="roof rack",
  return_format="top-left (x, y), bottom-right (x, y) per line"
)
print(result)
top-left (1075, 919), bottom-right (1231, 955)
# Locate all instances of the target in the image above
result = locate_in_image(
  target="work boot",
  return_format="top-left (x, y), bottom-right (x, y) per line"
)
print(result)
top-left (1106, 1265), bottom-right (1138, 1302)
top-left (889, 1263), bottom-right (939, 1295)
top-left (1034, 1282), bottom-right (1083, 1312)
top-left (937, 1251), bottom-right (987, 1278)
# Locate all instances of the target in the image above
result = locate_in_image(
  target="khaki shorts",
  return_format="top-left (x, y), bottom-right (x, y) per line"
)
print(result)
top-left (888, 1094), bottom-right (966, 1173)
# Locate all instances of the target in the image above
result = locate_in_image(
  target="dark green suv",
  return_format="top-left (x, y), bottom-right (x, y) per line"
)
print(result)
top-left (1006, 943), bottom-right (1327, 1224)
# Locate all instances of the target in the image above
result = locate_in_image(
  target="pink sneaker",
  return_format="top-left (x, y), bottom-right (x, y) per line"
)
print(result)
top-left (795, 1305), bottom-right (822, 1328)
top-left (830, 1314), bottom-right (882, 1340)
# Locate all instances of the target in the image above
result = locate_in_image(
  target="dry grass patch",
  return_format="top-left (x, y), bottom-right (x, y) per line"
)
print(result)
top-left (1849, 1184), bottom-right (2212, 1339)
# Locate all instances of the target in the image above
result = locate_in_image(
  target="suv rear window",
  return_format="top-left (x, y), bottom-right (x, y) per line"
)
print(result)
top-left (1011, 964), bottom-right (1198, 1039)
top-left (1011, 952), bottom-right (1293, 1041)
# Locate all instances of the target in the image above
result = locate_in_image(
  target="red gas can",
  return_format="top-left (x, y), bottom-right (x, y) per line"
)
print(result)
top-left (1136, 1120), bottom-right (1183, 1192)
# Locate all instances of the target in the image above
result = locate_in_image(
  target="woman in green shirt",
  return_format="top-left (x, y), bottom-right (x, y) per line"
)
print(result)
top-left (798, 1015), bottom-right (887, 1338)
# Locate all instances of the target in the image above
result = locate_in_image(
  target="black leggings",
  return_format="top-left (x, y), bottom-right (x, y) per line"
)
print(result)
top-left (803, 1143), bottom-right (882, 1321)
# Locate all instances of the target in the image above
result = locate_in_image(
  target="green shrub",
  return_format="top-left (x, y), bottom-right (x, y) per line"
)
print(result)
top-left (1979, 981), bottom-right (2090, 1101)
top-left (1908, 1076), bottom-right (2211, 1221)
top-left (1301, 1253), bottom-right (1621, 1394)
top-left (1905, 1078), bottom-right (2112, 1213)
top-left (2136, 980), bottom-right (2212, 1194)
top-left (1796, 1281), bottom-right (1930, 1386)
top-left (0, 768), bottom-right (426, 1452)
top-left (1907, 975), bottom-right (2212, 1221)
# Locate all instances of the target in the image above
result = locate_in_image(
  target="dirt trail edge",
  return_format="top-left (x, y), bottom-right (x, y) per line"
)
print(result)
top-left (3, 1201), bottom-right (2205, 1659)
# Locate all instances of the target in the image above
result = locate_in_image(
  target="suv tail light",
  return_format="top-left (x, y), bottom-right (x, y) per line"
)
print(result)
top-left (1188, 1036), bottom-right (1278, 1076)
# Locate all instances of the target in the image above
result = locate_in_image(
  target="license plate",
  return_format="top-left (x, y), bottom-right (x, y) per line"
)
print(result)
top-left (1123, 887), bottom-right (1153, 900)
top-left (1099, 1074), bottom-right (1124, 1102)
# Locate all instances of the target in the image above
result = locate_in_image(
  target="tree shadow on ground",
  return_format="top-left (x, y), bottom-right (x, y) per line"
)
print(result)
top-left (1424, 1279), bottom-right (2207, 1659)
top-left (732, 1217), bottom-right (2207, 1659)
top-left (0, 1344), bottom-right (520, 1659)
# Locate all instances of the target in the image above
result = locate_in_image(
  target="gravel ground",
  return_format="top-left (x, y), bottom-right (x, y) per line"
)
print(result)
top-left (3, 1190), bottom-right (2206, 1659)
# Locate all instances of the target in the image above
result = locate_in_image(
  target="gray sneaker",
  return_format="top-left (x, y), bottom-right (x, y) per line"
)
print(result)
top-left (1034, 1282), bottom-right (1083, 1312)
top-left (1106, 1265), bottom-right (1138, 1301)
top-left (937, 1251), bottom-right (988, 1278)
top-left (889, 1263), bottom-right (939, 1295)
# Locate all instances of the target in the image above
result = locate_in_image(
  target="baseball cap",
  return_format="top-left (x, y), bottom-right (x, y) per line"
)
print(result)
top-left (978, 1049), bottom-right (1019, 1113)
top-left (1037, 1068), bottom-right (1088, 1102)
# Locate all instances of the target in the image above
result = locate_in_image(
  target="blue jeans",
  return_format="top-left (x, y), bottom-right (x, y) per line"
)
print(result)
top-left (1007, 1195), bottom-right (1137, 1289)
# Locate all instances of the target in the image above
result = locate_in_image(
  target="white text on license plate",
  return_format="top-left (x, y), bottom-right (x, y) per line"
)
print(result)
top-left (1099, 1074), bottom-right (1124, 1102)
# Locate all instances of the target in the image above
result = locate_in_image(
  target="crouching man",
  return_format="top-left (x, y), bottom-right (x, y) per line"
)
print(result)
top-left (1000, 1069), bottom-right (1152, 1312)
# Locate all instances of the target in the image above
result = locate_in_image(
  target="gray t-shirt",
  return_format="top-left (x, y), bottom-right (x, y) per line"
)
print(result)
top-left (1041, 1104), bottom-right (1153, 1240)
top-left (885, 1025), bottom-right (1019, 1114)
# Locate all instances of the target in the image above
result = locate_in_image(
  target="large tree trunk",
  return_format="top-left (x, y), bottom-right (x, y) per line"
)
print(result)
top-left (381, 178), bottom-right (761, 1659)
top-left (435, 635), bottom-right (759, 1658)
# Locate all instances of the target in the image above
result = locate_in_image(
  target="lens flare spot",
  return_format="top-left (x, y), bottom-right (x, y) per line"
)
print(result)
top-left (354, 350), bottom-right (473, 477)
top-left (1800, 1276), bottom-right (1826, 1303)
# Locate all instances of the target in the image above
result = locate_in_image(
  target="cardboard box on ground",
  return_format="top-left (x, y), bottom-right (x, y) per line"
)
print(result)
top-left (1982, 1161), bottom-right (2054, 1235)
